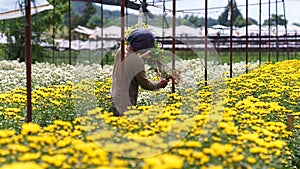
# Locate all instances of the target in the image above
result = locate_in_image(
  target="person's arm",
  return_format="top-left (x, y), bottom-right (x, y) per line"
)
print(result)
top-left (135, 70), bottom-right (168, 90)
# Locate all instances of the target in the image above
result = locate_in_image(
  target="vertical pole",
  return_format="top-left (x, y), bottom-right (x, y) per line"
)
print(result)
top-left (171, 0), bottom-right (176, 93)
top-left (295, 33), bottom-right (297, 59)
top-left (120, 2), bottom-right (125, 61)
top-left (25, 0), bottom-right (32, 122)
top-left (143, 0), bottom-right (147, 25)
top-left (282, 0), bottom-right (289, 59)
top-left (259, 0), bottom-right (262, 66)
top-left (217, 33), bottom-right (220, 55)
top-left (287, 114), bottom-right (294, 131)
top-left (101, 2), bottom-right (104, 68)
top-left (276, 0), bottom-right (279, 61)
top-left (268, 0), bottom-right (271, 62)
top-left (125, 1), bottom-right (128, 29)
top-left (204, 0), bottom-right (208, 85)
top-left (68, 0), bottom-right (72, 65)
top-left (162, 0), bottom-right (165, 49)
top-left (246, 0), bottom-right (249, 72)
top-left (120, 0), bottom-right (125, 114)
top-left (52, 0), bottom-right (55, 64)
top-left (229, 0), bottom-right (233, 78)
top-left (138, 6), bottom-right (144, 28)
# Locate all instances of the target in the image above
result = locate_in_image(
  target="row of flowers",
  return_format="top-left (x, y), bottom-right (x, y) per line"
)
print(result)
top-left (0, 59), bottom-right (299, 168)
top-left (0, 58), bottom-right (258, 92)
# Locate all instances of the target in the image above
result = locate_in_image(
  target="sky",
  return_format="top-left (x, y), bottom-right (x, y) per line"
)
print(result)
top-left (96, 0), bottom-right (300, 25)
top-left (0, 0), bottom-right (50, 12)
top-left (1, 0), bottom-right (300, 25)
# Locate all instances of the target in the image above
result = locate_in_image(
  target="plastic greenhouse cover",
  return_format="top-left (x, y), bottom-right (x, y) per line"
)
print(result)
top-left (0, 0), bottom-right (53, 20)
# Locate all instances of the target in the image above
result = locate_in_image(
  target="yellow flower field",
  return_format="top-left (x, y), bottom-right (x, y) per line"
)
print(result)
top-left (0, 60), bottom-right (299, 168)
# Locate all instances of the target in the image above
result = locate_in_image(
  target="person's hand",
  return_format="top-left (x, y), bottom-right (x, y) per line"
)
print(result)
top-left (160, 79), bottom-right (169, 88)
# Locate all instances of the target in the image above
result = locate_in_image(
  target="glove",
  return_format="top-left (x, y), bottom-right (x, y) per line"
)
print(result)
top-left (160, 79), bottom-right (169, 88)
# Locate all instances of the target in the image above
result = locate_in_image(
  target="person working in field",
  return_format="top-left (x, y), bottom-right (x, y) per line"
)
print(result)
top-left (110, 28), bottom-right (169, 116)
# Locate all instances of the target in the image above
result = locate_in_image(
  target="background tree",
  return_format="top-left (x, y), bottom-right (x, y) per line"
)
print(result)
top-left (234, 16), bottom-right (258, 27)
top-left (0, 0), bottom-right (68, 62)
top-left (180, 15), bottom-right (218, 27)
top-left (234, 15), bottom-right (245, 27)
top-left (70, 8), bottom-right (81, 30)
top-left (263, 14), bottom-right (287, 26)
top-left (186, 15), bottom-right (202, 27)
top-left (79, 2), bottom-right (97, 28)
top-left (218, 0), bottom-right (243, 26)
top-left (87, 15), bottom-right (102, 28)
top-left (293, 23), bottom-right (300, 27)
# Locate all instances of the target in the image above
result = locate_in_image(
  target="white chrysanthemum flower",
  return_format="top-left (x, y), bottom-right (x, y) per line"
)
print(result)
top-left (0, 59), bottom-right (260, 93)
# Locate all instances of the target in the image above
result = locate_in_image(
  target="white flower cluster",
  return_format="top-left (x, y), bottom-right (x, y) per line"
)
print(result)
top-left (141, 58), bottom-right (260, 103)
top-left (0, 60), bottom-right (112, 92)
top-left (0, 59), bottom-right (260, 92)
top-left (176, 58), bottom-right (260, 84)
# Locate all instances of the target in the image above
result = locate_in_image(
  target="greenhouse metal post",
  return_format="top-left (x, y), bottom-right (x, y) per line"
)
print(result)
top-left (120, 0), bottom-right (125, 113)
top-left (52, 0), bottom-right (55, 63)
top-left (229, 0), bottom-right (233, 78)
top-left (268, 0), bottom-right (271, 62)
top-left (246, 0), bottom-right (249, 73)
top-left (282, 0), bottom-right (289, 59)
top-left (276, 0), bottom-right (279, 61)
top-left (68, 0), bottom-right (72, 65)
top-left (25, 0), bottom-right (32, 122)
top-left (204, 0), bottom-right (208, 85)
top-left (172, 0), bottom-right (176, 93)
top-left (259, 0), bottom-right (262, 66)
top-left (101, 3), bottom-right (104, 68)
